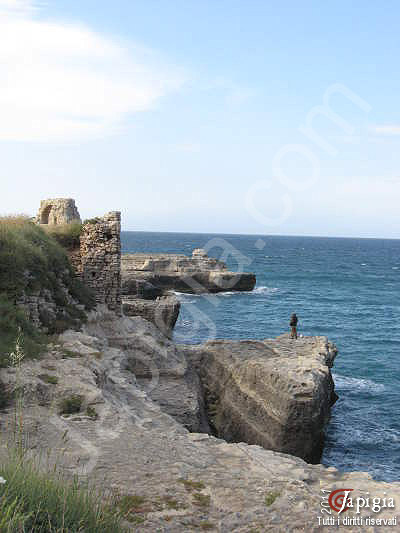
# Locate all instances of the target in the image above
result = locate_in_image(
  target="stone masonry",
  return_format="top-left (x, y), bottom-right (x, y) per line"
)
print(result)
top-left (79, 212), bottom-right (122, 315)
top-left (36, 198), bottom-right (81, 225)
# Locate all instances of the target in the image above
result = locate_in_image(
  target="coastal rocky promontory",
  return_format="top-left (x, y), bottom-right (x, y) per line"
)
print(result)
top-left (3, 199), bottom-right (398, 531)
top-left (121, 247), bottom-right (256, 336)
top-left (1, 308), bottom-right (398, 532)
top-left (121, 249), bottom-right (256, 294)
top-left (184, 335), bottom-right (337, 463)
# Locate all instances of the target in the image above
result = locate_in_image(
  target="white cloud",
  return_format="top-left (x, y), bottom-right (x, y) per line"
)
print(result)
top-left (0, 1), bottom-right (184, 141)
top-left (370, 125), bottom-right (400, 136)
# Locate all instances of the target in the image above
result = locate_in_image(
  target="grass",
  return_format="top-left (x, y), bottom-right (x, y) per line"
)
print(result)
top-left (177, 478), bottom-right (205, 491)
top-left (0, 216), bottom-right (95, 365)
top-left (0, 448), bottom-right (126, 532)
top-left (61, 349), bottom-right (82, 359)
top-left (192, 492), bottom-right (211, 507)
top-left (37, 374), bottom-right (58, 385)
top-left (199, 522), bottom-right (215, 530)
top-left (265, 491), bottom-right (280, 506)
top-left (115, 494), bottom-right (149, 523)
top-left (86, 406), bottom-right (98, 420)
top-left (161, 495), bottom-right (187, 510)
top-left (59, 394), bottom-right (83, 416)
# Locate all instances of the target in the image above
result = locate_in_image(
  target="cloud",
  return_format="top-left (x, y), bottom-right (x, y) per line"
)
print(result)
top-left (0, 1), bottom-right (184, 142)
top-left (369, 125), bottom-right (400, 136)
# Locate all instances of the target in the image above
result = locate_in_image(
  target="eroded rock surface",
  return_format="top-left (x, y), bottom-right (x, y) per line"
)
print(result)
top-left (1, 311), bottom-right (398, 532)
top-left (122, 295), bottom-right (180, 338)
top-left (121, 249), bottom-right (256, 294)
top-left (184, 335), bottom-right (338, 463)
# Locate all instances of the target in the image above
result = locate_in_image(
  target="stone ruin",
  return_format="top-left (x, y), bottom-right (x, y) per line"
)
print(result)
top-left (37, 198), bottom-right (81, 225)
top-left (36, 199), bottom-right (122, 315)
top-left (78, 212), bottom-right (122, 315)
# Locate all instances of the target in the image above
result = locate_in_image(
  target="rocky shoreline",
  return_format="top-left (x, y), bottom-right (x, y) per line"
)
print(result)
top-left (1, 308), bottom-right (398, 532)
top-left (184, 335), bottom-right (338, 463)
top-left (2, 200), bottom-right (399, 531)
top-left (121, 249), bottom-right (257, 294)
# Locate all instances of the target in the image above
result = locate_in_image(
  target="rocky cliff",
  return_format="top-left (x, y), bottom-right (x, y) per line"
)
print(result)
top-left (184, 335), bottom-right (337, 463)
top-left (122, 295), bottom-right (180, 338)
top-left (0, 309), bottom-right (398, 532)
top-left (121, 249), bottom-right (256, 294)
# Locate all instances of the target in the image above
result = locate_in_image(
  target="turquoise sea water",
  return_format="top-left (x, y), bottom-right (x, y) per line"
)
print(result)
top-left (122, 231), bottom-right (400, 482)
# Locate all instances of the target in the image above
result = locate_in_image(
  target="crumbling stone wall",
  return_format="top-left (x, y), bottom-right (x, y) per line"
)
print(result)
top-left (37, 198), bottom-right (81, 225)
top-left (79, 212), bottom-right (122, 315)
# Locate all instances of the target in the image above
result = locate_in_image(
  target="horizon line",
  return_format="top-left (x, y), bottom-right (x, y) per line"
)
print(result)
top-left (121, 229), bottom-right (400, 241)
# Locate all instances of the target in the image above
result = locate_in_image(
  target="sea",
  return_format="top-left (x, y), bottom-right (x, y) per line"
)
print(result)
top-left (122, 231), bottom-right (400, 482)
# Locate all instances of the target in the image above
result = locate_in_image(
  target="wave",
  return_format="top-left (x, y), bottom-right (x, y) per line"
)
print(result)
top-left (333, 373), bottom-right (385, 393)
top-left (217, 286), bottom-right (279, 296)
top-left (252, 286), bottom-right (279, 295)
top-left (174, 286), bottom-right (279, 298)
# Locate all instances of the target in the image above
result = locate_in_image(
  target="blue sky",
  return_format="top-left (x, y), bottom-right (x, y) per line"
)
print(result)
top-left (1, 0), bottom-right (399, 237)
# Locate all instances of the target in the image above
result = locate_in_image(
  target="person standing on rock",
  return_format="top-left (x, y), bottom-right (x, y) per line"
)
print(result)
top-left (290, 313), bottom-right (298, 339)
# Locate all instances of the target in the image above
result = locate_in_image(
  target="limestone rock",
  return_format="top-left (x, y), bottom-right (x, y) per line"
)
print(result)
top-left (121, 278), bottom-right (163, 300)
top-left (36, 198), bottom-right (81, 225)
top-left (121, 250), bottom-right (256, 294)
top-left (122, 295), bottom-right (180, 337)
top-left (0, 312), bottom-right (398, 532)
top-left (82, 307), bottom-right (209, 432)
top-left (184, 334), bottom-right (338, 463)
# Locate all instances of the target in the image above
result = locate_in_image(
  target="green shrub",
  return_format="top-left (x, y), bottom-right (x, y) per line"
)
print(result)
top-left (86, 406), bottom-right (98, 420)
top-left (0, 216), bottom-right (95, 362)
top-left (177, 478), bottom-right (205, 491)
top-left (0, 449), bottom-right (125, 532)
top-left (38, 374), bottom-right (58, 385)
top-left (59, 394), bottom-right (83, 415)
top-left (43, 221), bottom-right (83, 250)
top-left (115, 494), bottom-right (148, 523)
top-left (192, 492), bottom-right (210, 507)
top-left (83, 218), bottom-right (101, 225)
top-left (0, 295), bottom-right (46, 367)
top-left (61, 349), bottom-right (82, 359)
top-left (265, 491), bottom-right (280, 506)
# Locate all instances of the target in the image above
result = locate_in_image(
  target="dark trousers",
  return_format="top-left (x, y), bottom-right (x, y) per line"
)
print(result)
top-left (290, 326), bottom-right (297, 339)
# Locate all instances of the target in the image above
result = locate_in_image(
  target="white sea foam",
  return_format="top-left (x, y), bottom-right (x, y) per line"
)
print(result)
top-left (333, 374), bottom-right (385, 393)
top-left (175, 286), bottom-right (278, 298)
top-left (252, 286), bottom-right (279, 295)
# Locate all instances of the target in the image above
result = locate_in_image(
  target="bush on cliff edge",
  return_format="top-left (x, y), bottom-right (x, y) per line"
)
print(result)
top-left (0, 216), bottom-right (95, 365)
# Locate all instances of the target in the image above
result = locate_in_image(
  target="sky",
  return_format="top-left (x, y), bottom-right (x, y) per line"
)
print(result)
top-left (1, 0), bottom-right (399, 238)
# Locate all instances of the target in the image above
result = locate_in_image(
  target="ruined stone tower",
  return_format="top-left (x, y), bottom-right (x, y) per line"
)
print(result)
top-left (79, 212), bottom-right (122, 315)
top-left (37, 198), bottom-right (81, 225)
top-left (36, 199), bottom-right (122, 315)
